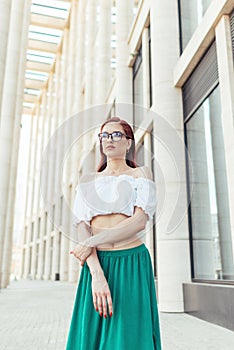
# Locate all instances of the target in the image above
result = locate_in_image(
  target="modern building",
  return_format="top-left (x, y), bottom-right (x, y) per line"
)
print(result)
top-left (0, 0), bottom-right (233, 332)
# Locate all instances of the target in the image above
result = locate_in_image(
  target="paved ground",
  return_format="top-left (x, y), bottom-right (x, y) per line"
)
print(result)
top-left (0, 280), bottom-right (234, 350)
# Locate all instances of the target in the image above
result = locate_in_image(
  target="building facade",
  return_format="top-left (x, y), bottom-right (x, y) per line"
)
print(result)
top-left (0, 0), bottom-right (233, 331)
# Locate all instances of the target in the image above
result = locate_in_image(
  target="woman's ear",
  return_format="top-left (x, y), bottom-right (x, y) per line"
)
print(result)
top-left (127, 139), bottom-right (132, 150)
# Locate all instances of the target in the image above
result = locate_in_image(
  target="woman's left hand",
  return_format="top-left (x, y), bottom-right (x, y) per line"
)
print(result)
top-left (69, 244), bottom-right (93, 266)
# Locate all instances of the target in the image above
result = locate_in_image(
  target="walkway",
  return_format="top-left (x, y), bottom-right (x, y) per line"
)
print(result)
top-left (0, 280), bottom-right (233, 349)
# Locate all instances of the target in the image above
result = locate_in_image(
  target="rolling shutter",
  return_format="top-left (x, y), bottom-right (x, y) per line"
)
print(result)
top-left (182, 41), bottom-right (219, 119)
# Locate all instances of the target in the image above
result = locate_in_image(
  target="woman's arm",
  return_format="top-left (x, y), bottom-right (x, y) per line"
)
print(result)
top-left (70, 222), bottom-right (113, 317)
top-left (81, 206), bottom-right (148, 247)
top-left (70, 221), bottom-right (93, 265)
top-left (86, 249), bottom-right (113, 318)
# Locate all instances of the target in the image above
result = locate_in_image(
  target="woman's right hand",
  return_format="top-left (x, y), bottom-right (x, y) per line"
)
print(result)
top-left (91, 271), bottom-right (113, 318)
top-left (69, 244), bottom-right (93, 266)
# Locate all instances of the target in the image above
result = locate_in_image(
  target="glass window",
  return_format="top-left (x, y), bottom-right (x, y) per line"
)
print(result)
top-left (136, 140), bottom-right (144, 167)
top-left (133, 46), bottom-right (143, 129)
top-left (186, 85), bottom-right (234, 281)
top-left (148, 25), bottom-right (153, 107)
top-left (179, 0), bottom-right (213, 51)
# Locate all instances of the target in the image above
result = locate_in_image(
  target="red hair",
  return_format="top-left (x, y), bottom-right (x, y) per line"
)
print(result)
top-left (97, 116), bottom-right (138, 172)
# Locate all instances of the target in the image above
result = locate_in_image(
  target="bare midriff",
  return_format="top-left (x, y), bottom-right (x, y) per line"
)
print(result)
top-left (90, 213), bottom-right (143, 251)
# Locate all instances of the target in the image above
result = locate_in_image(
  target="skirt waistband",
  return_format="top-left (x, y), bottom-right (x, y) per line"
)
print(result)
top-left (96, 243), bottom-right (147, 257)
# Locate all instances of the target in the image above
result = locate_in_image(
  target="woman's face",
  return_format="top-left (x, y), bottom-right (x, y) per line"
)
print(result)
top-left (101, 122), bottom-right (132, 159)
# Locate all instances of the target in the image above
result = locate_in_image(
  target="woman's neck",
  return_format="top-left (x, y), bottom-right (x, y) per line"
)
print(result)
top-left (105, 159), bottom-right (131, 175)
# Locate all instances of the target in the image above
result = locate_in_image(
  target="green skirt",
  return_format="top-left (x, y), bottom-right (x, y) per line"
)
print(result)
top-left (66, 244), bottom-right (162, 350)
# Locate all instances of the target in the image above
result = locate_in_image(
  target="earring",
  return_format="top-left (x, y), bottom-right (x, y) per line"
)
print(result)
top-left (126, 148), bottom-right (129, 153)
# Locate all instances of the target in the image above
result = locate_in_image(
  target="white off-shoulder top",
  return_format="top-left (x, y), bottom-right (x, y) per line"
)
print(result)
top-left (72, 174), bottom-right (157, 227)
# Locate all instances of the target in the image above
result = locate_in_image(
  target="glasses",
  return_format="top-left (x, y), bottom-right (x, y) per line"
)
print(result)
top-left (98, 131), bottom-right (130, 142)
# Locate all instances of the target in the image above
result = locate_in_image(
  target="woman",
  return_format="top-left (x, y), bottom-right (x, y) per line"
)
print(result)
top-left (66, 117), bottom-right (162, 349)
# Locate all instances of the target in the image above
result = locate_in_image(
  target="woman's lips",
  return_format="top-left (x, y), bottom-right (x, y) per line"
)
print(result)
top-left (106, 146), bottom-right (115, 150)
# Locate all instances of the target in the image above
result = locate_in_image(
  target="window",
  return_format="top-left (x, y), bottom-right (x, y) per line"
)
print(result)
top-left (133, 45), bottom-right (143, 129)
top-left (178, 0), bottom-right (213, 52)
top-left (230, 9), bottom-right (234, 60)
top-left (185, 85), bottom-right (234, 281)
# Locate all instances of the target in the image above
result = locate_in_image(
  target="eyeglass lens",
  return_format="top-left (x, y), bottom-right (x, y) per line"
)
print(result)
top-left (99, 131), bottom-right (123, 142)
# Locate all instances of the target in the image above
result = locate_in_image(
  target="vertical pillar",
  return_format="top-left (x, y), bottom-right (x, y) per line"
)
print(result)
top-left (59, 29), bottom-right (70, 281)
top-left (0, 0), bottom-right (12, 116)
top-left (36, 92), bottom-right (47, 279)
top-left (84, 0), bottom-right (96, 109)
top-left (73, 0), bottom-right (86, 115)
top-left (23, 225), bottom-right (30, 278)
top-left (150, 0), bottom-right (191, 311)
top-left (215, 16), bottom-right (234, 264)
top-left (0, 0), bottom-right (31, 288)
top-left (51, 229), bottom-right (60, 280)
top-left (42, 75), bottom-right (54, 280)
top-left (81, 0), bottom-right (96, 176)
top-left (43, 230), bottom-right (51, 280)
top-left (94, 0), bottom-right (112, 108)
top-left (36, 210), bottom-right (45, 279)
top-left (28, 106), bottom-right (40, 279)
top-left (115, 0), bottom-right (133, 119)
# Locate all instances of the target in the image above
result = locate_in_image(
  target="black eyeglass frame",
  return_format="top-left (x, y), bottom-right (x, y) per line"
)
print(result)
top-left (98, 131), bottom-right (131, 142)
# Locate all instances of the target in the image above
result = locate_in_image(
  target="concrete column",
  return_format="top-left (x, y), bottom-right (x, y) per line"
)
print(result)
top-left (0, 0), bottom-right (12, 117)
top-left (27, 110), bottom-right (40, 283)
top-left (59, 29), bottom-right (70, 281)
top-left (43, 230), bottom-right (52, 280)
top-left (42, 75), bottom-right (55, 280)
top-left (215, 16), bottom-right (234, 269)
top-left (51, 230), bottom-right (60, 280)
top-left (29, 106), bottom-right (41, 279)
top-left (22, 112), bottom-right (35, 279)
top-left (23, 225), bottom-right (30, 278)
top-left (73, 0), bottom-right (86, 115)
top-left (67, 0), bottom-right (77, 116)
top-left (84, 0), bottom-right (96, 109)
top-left (144, 132), bottom-right (154, 259)
top-left (71, 0), bottom-right (85, 186)
top-left (115, 0), bottom-right (133, 119)
top-left (30, 216), bottom-right (38, 278)
top-left (60, 233), bottom-right (70, 281)
top-left (94, 0), bottom-right (112, 107)
top-left (36, 211), bottom-right (46, 279)
top-left (0, 0), bottom-right (31, 288)
top-left (23, 113), bottom-right (38, 279)
top-left (150, 0), bottom-right (191, 312)
top-left (49, 54), bottom-right (63, 281)
top-left (81, 0), bottom-right (96, 176)
top-left (64, 3), bottom-right (81, 283)
top-left (72, 0), bottom-right (86, 195)
top-left (36, 92), bottom-right (47, 279)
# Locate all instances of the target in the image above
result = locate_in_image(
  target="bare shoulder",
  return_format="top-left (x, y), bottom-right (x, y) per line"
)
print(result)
top-left (135, 166), bottom-right (153, 180)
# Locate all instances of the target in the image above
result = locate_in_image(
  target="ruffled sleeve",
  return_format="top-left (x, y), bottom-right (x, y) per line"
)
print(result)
top-left (72, 183), bottom-right (91, 227)
top-left (134, 178), bottom-right (157, 220)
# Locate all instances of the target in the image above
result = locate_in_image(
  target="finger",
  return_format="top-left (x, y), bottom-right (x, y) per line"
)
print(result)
top-left (107, 293), bottom-right (113, 316)
top-left (92, 293), bottom-right (98, 312)
top-left (102, 294), bottom-right (107, 318)
top-left (97, 295), bottom-right (103, 316)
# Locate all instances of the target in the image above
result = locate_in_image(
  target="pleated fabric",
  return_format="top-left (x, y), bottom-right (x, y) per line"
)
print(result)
top-left (66, 244), bottom-right (162, 350)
